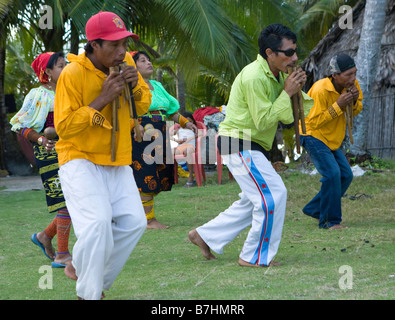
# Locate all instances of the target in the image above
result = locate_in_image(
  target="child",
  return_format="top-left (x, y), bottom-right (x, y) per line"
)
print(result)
top-left (172, 112), bottom-right (198, 187)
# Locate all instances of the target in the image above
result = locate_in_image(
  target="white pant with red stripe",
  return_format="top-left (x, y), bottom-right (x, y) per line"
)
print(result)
top-left (59, 159), bottom-right (146, 300)
top-left (196, 150), bottom-right (287, 266)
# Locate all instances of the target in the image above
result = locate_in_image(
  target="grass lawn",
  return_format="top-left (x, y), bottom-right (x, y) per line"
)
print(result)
top-left (0, 166), bottom-right (394, 301)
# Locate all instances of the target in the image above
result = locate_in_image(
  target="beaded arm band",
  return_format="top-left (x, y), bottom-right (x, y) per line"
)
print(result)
top-left (178, 114), bottom-right (189, 128)
top-left (20, 127), bottom-right (44, 145)
top-left (21, 128), bottom-right (33, 139)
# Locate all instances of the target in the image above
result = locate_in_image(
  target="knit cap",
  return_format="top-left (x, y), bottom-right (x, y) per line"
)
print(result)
top-left (329, 53), bottom-right (355, 74)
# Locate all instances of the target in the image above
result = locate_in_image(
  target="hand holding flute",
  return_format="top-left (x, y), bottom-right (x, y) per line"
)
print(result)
top-left (119, 62), bottom-right (142, 143)
top-left (89, 69), bottom-right (125, 112)
top-left (342, 87), bottom-right (358, 144)
top-left (109, 66), bottom-right (120, 161)
top-left (86, 66), bottom-right (132, 161)
top-left (108, 63), bottom-right (143, 161)
top-left (286, 67), bottom-right (307, 153)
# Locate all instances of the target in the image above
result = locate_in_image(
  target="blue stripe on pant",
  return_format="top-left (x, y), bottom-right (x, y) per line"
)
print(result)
top-left (239, 151), bottom-right (276, 265)
top-left (196, 150), bottom-right (286, 266)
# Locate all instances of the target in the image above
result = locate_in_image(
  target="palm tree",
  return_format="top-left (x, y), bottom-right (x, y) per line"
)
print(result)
top-left (294, 0), bottom-right (360, 57)
top-left (0, 0), bottom-right (30, 170)
top-left (3, 0), bottom-right (353, 171)
top-left (352, 0), bottom-right (388, 155)
top-left (128, 0), bottom-right (257, 108)
top-left (131, 0), bottom-right (308, 109)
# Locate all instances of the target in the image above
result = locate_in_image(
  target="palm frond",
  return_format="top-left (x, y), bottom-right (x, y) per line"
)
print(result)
top-left (154, 0), bottom-right (255, 81)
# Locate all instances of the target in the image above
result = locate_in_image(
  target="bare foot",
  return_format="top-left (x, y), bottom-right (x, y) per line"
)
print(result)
top-left (147, 218), bottom-right (169, 229)
top-left (188, 229), bottom-right (217, 260)
top-left (328, 224), bottom-right (349, 230)
top-left (36, 232), bottom-right (56, 260)
top-left (64, 263), bottom-right (77, 280)
top-left (238, 258), bottom-right (282, 268)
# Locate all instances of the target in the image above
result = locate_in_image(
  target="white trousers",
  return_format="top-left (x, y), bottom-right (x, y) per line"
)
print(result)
top-left (59, 159), bottom-right (146, 300)
top-left (197, 150), bottom-right (287, 266)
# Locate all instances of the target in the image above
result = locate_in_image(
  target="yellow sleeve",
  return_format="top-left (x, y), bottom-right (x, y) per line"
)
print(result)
top-left (54, 64), bottom-right (112, 140)
top-left (306, 83), bottom-right (343, 131)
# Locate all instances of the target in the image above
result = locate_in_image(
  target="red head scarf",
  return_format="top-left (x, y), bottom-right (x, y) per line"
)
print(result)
top-left (31, 52), bottom-right (55, 83)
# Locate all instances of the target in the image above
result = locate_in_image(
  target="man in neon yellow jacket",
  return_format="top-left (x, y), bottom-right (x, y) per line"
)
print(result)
top-left (301, 53), bottom-right (363, 229)
top-left (54, 12), bottom-right (151, 300)
top-left (189, 24), bottom-right (314, 267)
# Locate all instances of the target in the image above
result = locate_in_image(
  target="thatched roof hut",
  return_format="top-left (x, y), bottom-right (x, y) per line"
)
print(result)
top-left (301, 0), bottom-right (395, 159)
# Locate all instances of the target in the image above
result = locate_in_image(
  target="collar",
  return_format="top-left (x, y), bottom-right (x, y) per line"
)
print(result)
top-left (322, 77), bottom-right (347, 94)
top-left (67, 52), bottom-right (107, 79)
top-left (256, 54), bottom-right (285, 82)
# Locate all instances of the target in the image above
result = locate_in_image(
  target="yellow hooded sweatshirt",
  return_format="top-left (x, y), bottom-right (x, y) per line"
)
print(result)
top-left (54, 52), bottom-right (151, 166)
top-left (301, 77), bottom-right (363, 150)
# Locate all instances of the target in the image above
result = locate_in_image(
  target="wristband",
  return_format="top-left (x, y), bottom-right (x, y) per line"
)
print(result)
top-left (21, 128), bottom-right (33, 139)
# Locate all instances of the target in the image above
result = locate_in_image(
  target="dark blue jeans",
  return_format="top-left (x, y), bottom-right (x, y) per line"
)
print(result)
top-left (300, 135), bottom-right (353, 229)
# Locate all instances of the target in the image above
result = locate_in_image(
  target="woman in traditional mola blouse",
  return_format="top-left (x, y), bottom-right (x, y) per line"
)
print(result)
top-left (131, 51), bottom-right (197, 229)
top-left (10, 52), bottom-right (72, 268)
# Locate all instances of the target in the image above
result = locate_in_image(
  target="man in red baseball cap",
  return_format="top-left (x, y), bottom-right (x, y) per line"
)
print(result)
top-left (54, 11), bottom-right (151, 300)
top-left (83, 11), bottom-right (140, 74)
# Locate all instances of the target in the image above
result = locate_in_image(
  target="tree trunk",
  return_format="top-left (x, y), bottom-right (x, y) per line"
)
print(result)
top-left (176, 66), bottom-right (186, 114)
top-left (70, 22), bottom-right (80, 54)
top-left (156, 38), bottom-right (163, 83)
top-left (0, 28), bottom-right (7, 170)
top-left (351, 0), bottom-right (388, 155)
top-left (0, 30), bottom-right (34, 175)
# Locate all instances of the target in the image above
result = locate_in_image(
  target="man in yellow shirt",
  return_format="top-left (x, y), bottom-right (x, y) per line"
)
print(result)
top-left (54, 11), bottom-right (151, 299)
top-left (300, 53), bottom-right (363, 229)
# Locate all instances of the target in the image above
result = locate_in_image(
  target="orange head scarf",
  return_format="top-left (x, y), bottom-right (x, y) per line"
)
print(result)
top-left (31, 52), bottom-right (54, 83)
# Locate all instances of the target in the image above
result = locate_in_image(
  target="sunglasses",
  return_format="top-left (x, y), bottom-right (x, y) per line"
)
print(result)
top-left (275, 48), bottom-right (298, 57)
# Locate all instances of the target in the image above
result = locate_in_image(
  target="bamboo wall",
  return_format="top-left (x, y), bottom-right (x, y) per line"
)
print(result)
top-left (367, 88), bottom-right (395, 159)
